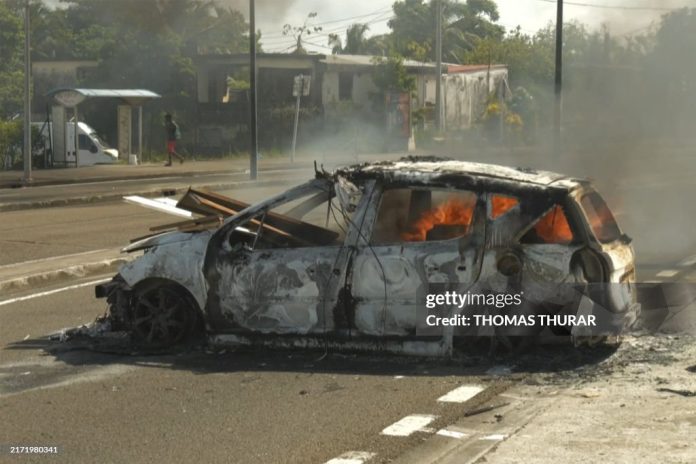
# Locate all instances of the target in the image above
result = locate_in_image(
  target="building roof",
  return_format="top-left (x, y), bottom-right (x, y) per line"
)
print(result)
top-left (446, 64), bottom-right (507, 74)
top-left (193, 51), bottom-right (508, 75)
top-left (46, 88), bottom-right (161, 106)
top-left (320, 54), bottom-right (436, 70)
top-left (48, 88), bottom-right (161, 99)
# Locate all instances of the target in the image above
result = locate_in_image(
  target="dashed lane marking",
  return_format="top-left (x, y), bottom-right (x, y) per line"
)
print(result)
top-left (656, 270), bottom-right (680, 278)
top-left (437, 385), bottom-right (484, 403)
top-left (479, 434), bottom-right (507, 441)
top-left (381, 414), bottom-right (438, 437)
top-left (436, 429), bottom-right (468, 439)
top-left (324, 451), bottom-right (376, 464)
top-left (679, 255), bottom-right (696, 267)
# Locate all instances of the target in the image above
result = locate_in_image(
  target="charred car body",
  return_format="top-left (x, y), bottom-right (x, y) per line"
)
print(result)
top-left (96, 158), bottom-right (639, 355)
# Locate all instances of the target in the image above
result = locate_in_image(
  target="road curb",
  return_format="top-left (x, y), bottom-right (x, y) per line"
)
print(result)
top-left (0, 168), bottom-right (242, 190)
top-left (0, 178), bottom-right (287, 212)
top-left (0, 256), bottom-right (134, 295)
top-left (0, 162), bottom-right (315, 190)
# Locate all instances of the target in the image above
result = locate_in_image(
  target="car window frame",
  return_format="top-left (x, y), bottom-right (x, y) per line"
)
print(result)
top-left (217, 178), bottom-right (371, 253)
top-left (364, 183), bottom-right (485, 247)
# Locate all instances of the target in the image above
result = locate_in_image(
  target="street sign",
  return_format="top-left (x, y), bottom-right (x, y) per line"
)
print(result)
top-left (292, 75), bottom-right (311, 97)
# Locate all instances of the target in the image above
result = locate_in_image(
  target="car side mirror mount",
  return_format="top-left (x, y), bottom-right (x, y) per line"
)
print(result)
top-left (90, 144), bottom-right (98, 153)
top-left (620, 233), bottom-right (632, 244)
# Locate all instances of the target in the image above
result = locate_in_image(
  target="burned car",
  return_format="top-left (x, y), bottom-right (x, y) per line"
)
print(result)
top-left (95, 157), bottom-right (639, 355)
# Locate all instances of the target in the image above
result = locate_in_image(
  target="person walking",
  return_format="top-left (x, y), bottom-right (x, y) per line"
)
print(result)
top-left (164, 113), bottom-right (184, 166)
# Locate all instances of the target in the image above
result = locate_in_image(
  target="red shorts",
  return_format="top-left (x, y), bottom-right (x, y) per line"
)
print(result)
top-left (167, 141), bottom-right (177, 153)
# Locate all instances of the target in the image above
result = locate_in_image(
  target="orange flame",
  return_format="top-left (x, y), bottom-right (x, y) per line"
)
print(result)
top-left (534, 205), bottom-right (573, 244)
top-left (401, 197), bottom-right (475, 242)
top-left (491, 195), bottom-right (519, 219)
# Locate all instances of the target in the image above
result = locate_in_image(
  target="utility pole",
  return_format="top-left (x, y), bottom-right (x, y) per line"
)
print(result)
top-left (23, 0), bottom-right (32, 184)
top-left (553, 0), bottom-right (563, 157)
top-left (434, 0), bottom-right (443, 132)
top-left (248, 0), bottom-right (258, 180)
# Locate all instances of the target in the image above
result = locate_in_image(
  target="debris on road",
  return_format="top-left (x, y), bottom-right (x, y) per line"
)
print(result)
top-left (463, 402), bottom-right (510, 417)
top-left (656, 387), bottom-right (696, 397)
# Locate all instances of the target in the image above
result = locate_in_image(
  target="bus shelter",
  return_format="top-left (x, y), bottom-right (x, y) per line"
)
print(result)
top-left (46, 88), bottom-right (161, 167)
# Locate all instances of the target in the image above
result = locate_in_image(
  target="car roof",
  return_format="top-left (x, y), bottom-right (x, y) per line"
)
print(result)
top-left (335, 156), bottom-right (585, 193)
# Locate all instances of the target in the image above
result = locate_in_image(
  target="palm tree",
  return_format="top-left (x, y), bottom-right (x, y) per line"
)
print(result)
top-left (328, 23), bottom-right (370, 55)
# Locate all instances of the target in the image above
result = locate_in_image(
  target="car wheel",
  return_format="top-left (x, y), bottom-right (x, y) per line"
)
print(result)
top-left (131, 283), bottom-right (198, 347)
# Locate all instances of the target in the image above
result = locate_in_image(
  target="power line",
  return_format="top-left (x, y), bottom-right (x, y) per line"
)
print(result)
top-left (532, 0), bottom-right (692, 11)
top-left (260, 6), bottom-right (392, 39)
top-left (263, 12), bottom-right (394, 44)
top-left (261, 14), bottom-right (395, 52)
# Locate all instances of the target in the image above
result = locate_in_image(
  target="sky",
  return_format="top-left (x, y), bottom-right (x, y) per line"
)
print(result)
top-left (238, 0), bottom-right (696, 53)
top-left (46, 0), bottom-right (696, 53)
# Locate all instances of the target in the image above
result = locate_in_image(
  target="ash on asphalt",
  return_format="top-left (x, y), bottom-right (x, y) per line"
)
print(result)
top-left (4, 330), bottom-right (690, 398)
top-left (3, 331), bottom-right (641, 376)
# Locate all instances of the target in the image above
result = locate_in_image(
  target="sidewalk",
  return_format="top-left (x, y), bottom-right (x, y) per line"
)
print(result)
top-left (0, 153), bottom-right (403, 212)
top-left (0, 157), bottom-right (313, 189)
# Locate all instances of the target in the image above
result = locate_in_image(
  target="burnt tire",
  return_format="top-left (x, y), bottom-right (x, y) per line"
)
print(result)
top-left (130, 283), bottom-right (199, 348)
top-left (567, 258), bottom-right (630, 348)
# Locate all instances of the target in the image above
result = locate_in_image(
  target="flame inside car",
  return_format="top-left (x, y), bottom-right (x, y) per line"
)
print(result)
top-left (534, 205), bottom-right (574, 244)
top-left (401, 196), bottom-right (476, 241)
top-left (491, 195), bottom-right (519, 219)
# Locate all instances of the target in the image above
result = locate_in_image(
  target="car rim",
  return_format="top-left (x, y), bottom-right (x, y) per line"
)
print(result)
top-left (132, 286), bottom-right (189, 346)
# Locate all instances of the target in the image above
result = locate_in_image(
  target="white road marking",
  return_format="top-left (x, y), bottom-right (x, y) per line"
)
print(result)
top-left (436, 429), bottom-right (468, 439)
top-left (437, 385), bottom-right (484, 403)
top-left (0, 249), bottom-right (111, 269)
top-left (479, 434), bottom-right (507, 441)
top-left (381, 414), bottom-right (437, 437)
top-left (0, 278), bottom-right (110, 307)
top-left (123, 195), bottom-right (193, 218)
top-left (0, 363), bottom-right (132, 399)
top-left (325, 451), bottom-right (376, 464)
top-left (680, 255), bottom-right (696, 267)
top-left (394, 375), bottom-right (405, 379)
top-left (656, 269), bottom-right (679, 278)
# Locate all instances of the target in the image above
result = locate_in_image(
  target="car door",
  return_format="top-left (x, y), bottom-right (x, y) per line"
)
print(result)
top-left (349, 183), bottom-right (486, 337)
top-left (203, 179), bottom-right (367, 335)
top-left (479, 191), bottom-right (582, 317)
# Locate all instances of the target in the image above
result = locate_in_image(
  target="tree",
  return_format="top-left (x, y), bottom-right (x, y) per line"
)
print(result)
top-left (328, 23), bottom-right (371, 55)
top-left (0, 2), bottom-right (24, 119)
top-left (649, 8), bottom-right (696, 97)
top-left (462, 27), bottom-right (554, 88)
top-left (388, 0), bottom-right (503, 62)
top-left (372, 52), bottom-right (417, 94)
top-left (282, 12), bottom-right (322, 55)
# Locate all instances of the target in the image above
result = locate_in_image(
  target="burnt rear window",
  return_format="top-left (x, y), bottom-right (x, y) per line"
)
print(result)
top-left (580, 192), bottom-right (621, 243)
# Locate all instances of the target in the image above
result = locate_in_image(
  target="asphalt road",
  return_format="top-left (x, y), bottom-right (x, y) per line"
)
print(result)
top-left (2, 155), bottom-right (696, 463)
top-left (0, 278), bottom-right (515, 464)
top-left (0, 167), bottom-right (314, 212)
top-left (2, 270), bottom-right (694, 463)
top-left (0, 181), bottom-right (302, 266)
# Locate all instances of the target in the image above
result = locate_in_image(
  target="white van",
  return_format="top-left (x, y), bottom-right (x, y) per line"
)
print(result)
top-left (34, 121), bottom-right (119, 166)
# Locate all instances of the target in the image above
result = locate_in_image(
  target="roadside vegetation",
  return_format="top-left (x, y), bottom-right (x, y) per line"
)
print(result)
top-left (0, 1), bottom-right (694, 162)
